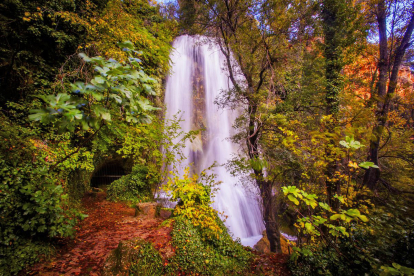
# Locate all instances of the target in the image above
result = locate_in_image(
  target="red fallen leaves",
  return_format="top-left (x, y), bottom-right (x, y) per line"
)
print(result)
top-left (24, 191), bottom-right (173, 275)
top-left (248, 250), bottom-right (291, 276)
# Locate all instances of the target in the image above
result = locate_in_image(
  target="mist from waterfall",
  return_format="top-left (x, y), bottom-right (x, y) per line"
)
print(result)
top-left (164, 35), bottom-right (265, 246)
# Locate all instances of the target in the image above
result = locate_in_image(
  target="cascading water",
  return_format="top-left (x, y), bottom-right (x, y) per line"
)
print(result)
top-left (164, 35), bottom-right (265, 247)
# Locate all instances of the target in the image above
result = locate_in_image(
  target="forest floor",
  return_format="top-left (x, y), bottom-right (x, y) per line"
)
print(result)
top-left (23, 191), bottom-right (290, 276)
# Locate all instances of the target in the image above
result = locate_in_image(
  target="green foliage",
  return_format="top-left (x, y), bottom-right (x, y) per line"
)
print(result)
top-left (163, 167), bottom-right (223, 236)
top-left (0, 0), bottom-right (175, 274)
top-left (0, 240), bottom-right (53, 276)
top-left (361, 204), bottom-right (414, 274)
top-left (0, 163), bottom-right (80, 239)
top-left (322, 0), bottom-right (366, 115)
top-left (283, 185), bottom-right (368, 239)
top-left (0, 116), bottom-right (85, 275)
top-left (166, 216), bottom-right (252, 276)
top-left (128, 240), bottom-right (164, 276)
top-left (106, 238), bottom-right (164, 276)
top-left (107, 165), bottom-right (153, 203)
top-left (288, 209), bottom-right (414, 276)
top-left (0, 0), bottom-right (88, 104)
top-left (286, 185), bottom-right (414, 275)
top-left (117, 113), bottom-right (194, 189)
top-left (288, 240), bottom-right (372, 276)
top-left (339, 135), bottom-right (364, 150)
top-left (380, 263), bottom-right (414, 276)
top-left (29, 42), bottom-right (159, 132)
top-left (161, 167), bottom-right (252, 275)
top-left (83, 0), bottom-right (176, 77)
top-left (282, 136), bottom-right (389, 275)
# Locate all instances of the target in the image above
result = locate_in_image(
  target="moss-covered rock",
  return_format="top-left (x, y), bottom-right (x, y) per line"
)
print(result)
top-left (102, 237), bottom-right (163, 276)
top-left (134, 202), bottom-right (161, 218)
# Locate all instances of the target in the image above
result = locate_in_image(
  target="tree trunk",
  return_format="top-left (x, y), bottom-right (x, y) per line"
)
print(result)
top-left (257, 175), bottom-right (282, 253)
top-left (364, 0), bottom-right (414, 189)
top-left (247, 105), bottom-right (282, 253)
top-left (322, 0), bottom-right (343, 207)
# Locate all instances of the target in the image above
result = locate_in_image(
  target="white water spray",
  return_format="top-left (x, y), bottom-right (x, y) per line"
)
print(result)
top-left (164, 35), bottom-right (265, 247)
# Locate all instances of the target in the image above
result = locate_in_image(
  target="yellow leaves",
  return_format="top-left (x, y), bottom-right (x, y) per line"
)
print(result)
top-left (348, 160), bottom-right (359, 169)
top-left (22, 12), bottom-right (36, 22)
top-left (163, 167), bottom-right (222, 238)
top-left (175, 204), bottom-right (222, 236)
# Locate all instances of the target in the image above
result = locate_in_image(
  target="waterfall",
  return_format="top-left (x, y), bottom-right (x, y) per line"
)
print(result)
top-left (164, 35), bottom-right (265, 247)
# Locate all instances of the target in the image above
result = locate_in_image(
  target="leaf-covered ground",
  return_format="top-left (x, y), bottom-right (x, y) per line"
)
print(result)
top-left (249, 251), bottom-right (291, 276)
top-left (23, 191), bottom-right (290, 275)
top-left (24, 192), bottom-right (173, 276)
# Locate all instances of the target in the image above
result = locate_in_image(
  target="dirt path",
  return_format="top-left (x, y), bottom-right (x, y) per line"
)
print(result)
top-left (25, 192), bottom-right (173, 276)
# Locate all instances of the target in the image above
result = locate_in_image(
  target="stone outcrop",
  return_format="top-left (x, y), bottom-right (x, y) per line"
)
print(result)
top-left (134, 202), bottom-right (160, 218)
top-left (133, 202), bottom-right (172, 219)
top-left (159, 208), bottom-right (172, 219)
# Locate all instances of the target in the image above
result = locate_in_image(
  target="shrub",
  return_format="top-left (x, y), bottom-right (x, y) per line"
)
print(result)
top-left (288, 240), bottom-right (371, 276)
top-left (163, 167), bottom-right (252, 275)
top-left (107, 165), bottom-right (153, 203)
top-left (0, 118), bottom-right (84, 275)
top-left (166, 216), bottom-right (252, 276)
top-left (288, 206), bottom-right (414, 276)
top-left (162, 167), bottom-right (223, 236)
top-left (0, 241), bottom-right (53, 276)
top-left (103, 238), bottom-right (163, 276)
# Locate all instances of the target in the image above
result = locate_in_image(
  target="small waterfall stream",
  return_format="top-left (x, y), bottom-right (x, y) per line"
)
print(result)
top-left (164, 35), bottom-right (265, 247)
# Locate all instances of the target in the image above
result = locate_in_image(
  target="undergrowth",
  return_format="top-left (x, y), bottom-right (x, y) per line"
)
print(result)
top-left (105, 238), bottom-right (163, 276)
top-left (162, 167), bottom-right (252, 275)
top-left (165, 216), bottom-right (252, 276)
top-left (0, 116), bottom-right (85, 275)
top-left (107, 165), bottom-right (153, 203)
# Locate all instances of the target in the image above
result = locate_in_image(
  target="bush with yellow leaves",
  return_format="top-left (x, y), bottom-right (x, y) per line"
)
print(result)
top-left (162, 167), bottom-right (253, 275)
top-left (162, 167), bottom-right (223, 238)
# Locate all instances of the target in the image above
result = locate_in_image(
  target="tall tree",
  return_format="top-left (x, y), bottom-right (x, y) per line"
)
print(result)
top-left (321, 0), bottom-right (363, 207)
top-left (211, 0), bottom-right (283, 253)
top-left (364, 0), bottom-right (414, 189)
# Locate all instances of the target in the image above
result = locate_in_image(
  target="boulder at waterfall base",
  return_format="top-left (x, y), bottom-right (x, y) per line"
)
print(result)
top-left (254, 231), bottom-right (292, 254)
top-left (254, 231), bottom-right (271, 253)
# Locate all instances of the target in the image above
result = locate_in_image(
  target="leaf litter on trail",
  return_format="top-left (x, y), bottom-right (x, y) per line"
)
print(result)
top-left (24, 191), bottom-right (173, 275)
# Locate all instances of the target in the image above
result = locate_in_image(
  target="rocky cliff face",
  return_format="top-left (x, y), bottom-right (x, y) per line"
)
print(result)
top-left (189, 53), bottom-right (207, 173)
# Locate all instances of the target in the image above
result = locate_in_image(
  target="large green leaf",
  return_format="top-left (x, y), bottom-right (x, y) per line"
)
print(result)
top-left (359, 162), bottom-right (379, 169)
top-left (288, 194), bottom-right (299, 205)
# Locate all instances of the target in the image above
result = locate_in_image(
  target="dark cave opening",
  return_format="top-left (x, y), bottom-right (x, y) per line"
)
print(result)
top-left (90, 160), bottom-right (126, 187)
